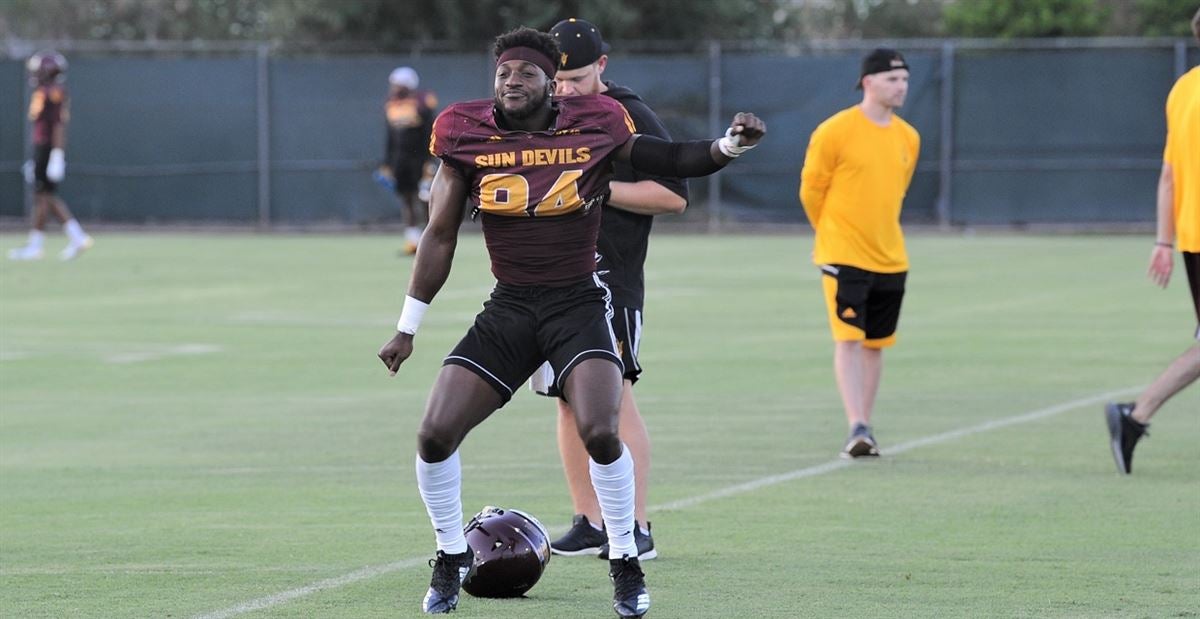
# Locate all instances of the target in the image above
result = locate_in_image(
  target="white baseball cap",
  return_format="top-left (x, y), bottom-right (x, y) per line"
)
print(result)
top-left (388, 66), bottom-right (419, 89)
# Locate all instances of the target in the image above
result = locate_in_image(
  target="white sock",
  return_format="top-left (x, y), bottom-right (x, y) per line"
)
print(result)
top-left (64, 219), bottom-right (87, 244)
top-left (405, 226), bottom-right (422, 244)
top-left (416, 451), bottom-right (468, 554)
top-left (27, 229), bottom-right (45, 250)
top-left (589, 445), bottom-right (637, 560)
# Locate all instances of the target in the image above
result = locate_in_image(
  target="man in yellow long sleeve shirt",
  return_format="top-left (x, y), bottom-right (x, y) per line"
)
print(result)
top-left (800, 48), bottom-right (920, 458)
top-left (1104, 8), bottom-right (1200, 475)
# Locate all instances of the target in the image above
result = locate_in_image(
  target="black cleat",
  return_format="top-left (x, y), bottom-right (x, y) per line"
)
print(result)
top-left (609, 555), bottom-right (650, 618)
top-left (1105, 402), bottom-right (1148, 475)
top-left (550, 514), bottom-right (607, 556)
top-left (599, 521), bottom-right (657, 561)
top-left (841, 423), bottom-right (880, 459)
top-left (421, 548), bottom-right (474, 614)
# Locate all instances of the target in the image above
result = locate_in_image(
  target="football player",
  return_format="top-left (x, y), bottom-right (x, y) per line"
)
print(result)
top-left (535, 17), bottom-right (688, 563)
top-left (381, 66), bottom-right (438, 255)
top-left (9, 51), bottom-right (93, 262)
top-left (377, 26), bottom-right (764, 618)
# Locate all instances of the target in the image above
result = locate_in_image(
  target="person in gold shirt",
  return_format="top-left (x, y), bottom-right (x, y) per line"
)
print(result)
top-left (380, 66), bottom-right (438, 255)
top-left (1105, 8), bottom-right (1200, 475)
top-left (800, 48), bottom-right (920, 458)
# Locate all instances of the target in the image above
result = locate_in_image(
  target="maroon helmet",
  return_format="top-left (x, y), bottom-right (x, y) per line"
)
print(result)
top-left (461, 506), bottom-right (551, 598)
top-left (27, 51), bottom-right (67, 85)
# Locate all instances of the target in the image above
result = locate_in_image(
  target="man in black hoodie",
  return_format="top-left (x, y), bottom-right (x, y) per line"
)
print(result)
top-left (533, 18), bottom-right (688, 562)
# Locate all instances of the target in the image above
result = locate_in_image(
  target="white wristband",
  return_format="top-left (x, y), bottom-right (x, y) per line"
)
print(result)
top-left (396, 295), bottom-right (429, 335)
top-left (718, 127), bottom-right (756, 158)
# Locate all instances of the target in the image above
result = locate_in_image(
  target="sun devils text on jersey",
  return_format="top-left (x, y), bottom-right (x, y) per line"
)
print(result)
top-left (430, 95), bottom-right (636, 287)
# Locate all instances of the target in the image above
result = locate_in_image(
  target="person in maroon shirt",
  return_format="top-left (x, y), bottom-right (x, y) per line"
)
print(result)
top-left (9, 51), bottom-right (93, 262)
top-left (377, 26), bottom-right (764, 618)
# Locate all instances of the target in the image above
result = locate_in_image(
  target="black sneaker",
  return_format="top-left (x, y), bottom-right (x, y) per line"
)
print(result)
top-left (1105, 402), bottom-right (1149, 475)
top-left (421, 548), bottom-right (474, 614)
top-left (841, 423), bottom-right (880, 459)
top-left (609, 555), bottom-right (650, 618)
top-left (550, 514), bottom-right (607, 556)
top-left (599, 521), bottom-right (657, 561)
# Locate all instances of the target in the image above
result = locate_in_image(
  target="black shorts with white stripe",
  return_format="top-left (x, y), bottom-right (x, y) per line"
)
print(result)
top-left (531, 305), bottom-right (643, 398)
top-left (444, 274), bottom-right (623, 404)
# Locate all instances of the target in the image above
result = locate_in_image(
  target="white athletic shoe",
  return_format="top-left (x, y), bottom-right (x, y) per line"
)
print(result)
top-left (7, 246), bottom-right (45, 261)
top-left (59, 236), bottom-right (93, 261)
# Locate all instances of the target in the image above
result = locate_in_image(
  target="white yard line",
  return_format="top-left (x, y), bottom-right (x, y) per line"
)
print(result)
top-left (193, 385), bottom-right (1140, 619)
top-left (194, 559), bottom-right (429, 619)
top-left (653, 386), bottom-right (1140, 512)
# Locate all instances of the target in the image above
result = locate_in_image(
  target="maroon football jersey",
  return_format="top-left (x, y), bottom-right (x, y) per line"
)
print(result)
top-left (28, 85), bottom-right (68, 146)
top-left (430, 95), bottom-right (636, 286)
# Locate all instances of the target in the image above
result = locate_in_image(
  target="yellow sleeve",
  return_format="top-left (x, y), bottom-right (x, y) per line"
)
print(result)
top-left (1163, 84), bottom-right (1178, 164)
top-left (800, 122), bottom-right (837, 228)
top-left (904, 129), bottom-right (920, 193)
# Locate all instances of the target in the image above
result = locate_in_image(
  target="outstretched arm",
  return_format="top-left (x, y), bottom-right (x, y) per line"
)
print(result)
top-left (614, 112), bottom-right (766, 178)
top-left (378, 162), bottom-right (468, 374)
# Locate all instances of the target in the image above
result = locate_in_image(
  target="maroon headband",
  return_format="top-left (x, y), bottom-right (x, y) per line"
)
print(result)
top-left (496, 46), bottom-right (557, 79)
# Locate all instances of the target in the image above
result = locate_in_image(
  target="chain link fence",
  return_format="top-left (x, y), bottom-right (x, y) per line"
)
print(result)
top-left (2, 38), bottom-right (1196, 229)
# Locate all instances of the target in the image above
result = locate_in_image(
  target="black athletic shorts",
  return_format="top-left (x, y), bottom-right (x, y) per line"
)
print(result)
top-left (1185, 251), bottom-right (1200, 340)
top-left (391, 156), bottom-right (425, 193)
top-left (33, 143), bottom-right (55, 193)
top-left (531, 305), bottom-right (643, 397)
top-left (444, 274), bottom-right (623, 404)
top-left (820, 264), bottom-right (907, 348)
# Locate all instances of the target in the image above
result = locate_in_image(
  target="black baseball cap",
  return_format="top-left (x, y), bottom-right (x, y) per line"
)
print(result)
top-left (550, 18), bottom-right (611, 71)
top-left (856, 48), bottom-right (909, 89)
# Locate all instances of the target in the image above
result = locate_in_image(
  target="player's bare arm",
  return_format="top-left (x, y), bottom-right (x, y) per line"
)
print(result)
top-left (408, 162), bottom-right (468, 301)
top-left (607, 180), bottom-right (687, 215)
top-left (614, 112), bottom-right (766, 176)
top-left (378, 162), bottom-right (468, 375)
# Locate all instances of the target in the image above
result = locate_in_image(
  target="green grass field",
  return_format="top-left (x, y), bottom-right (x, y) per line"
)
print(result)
top-left (1, 232), bottom-right (1197, 618)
